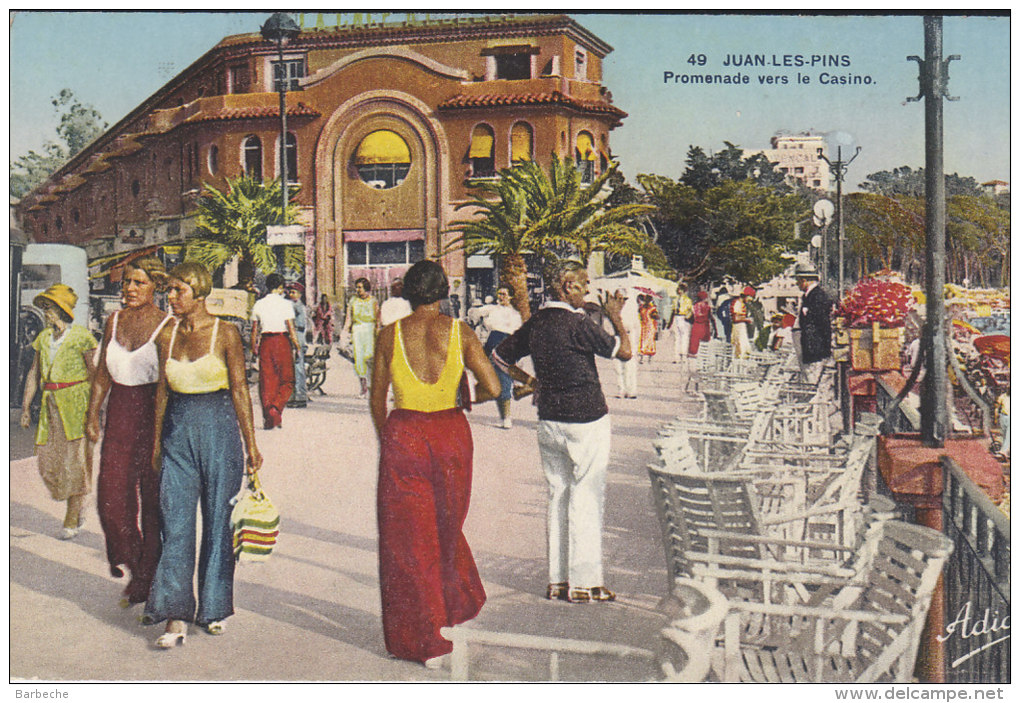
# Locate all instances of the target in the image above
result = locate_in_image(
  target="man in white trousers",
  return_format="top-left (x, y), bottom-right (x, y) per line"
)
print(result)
top-left (494, 260), bottom-right (632, 603)
top-left (612, 288), bottom-right (640, 399)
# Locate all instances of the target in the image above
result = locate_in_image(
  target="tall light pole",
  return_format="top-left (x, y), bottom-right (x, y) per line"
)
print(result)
top-left (261, 12), bottom-right (301, 226)
top-left (819, 145), bottom-right (861, 298)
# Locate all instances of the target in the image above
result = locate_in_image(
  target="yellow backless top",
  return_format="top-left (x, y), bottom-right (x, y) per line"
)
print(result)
top-left (391, 318), bottom-right (464, 412)
top-left (165, 318), bottom-right (230, 393)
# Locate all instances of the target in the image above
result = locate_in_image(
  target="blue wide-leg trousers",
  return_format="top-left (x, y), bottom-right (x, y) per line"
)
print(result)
top-left (144, 390), bottom-right (244, 626)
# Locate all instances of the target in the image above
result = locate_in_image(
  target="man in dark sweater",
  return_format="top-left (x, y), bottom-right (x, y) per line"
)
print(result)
top-left (494, 260), bottom-right (632, 604)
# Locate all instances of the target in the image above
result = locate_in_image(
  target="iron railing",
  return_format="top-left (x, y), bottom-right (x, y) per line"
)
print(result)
top-left (940, 456), bottom-right (1010, 683)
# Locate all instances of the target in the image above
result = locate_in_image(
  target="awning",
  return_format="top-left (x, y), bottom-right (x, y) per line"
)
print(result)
top-left (576, 132), bottom-right (596, 160)
top-left (355, 130), bottom-right (410, 165)
top-left (344, 229), bottom-right (424, 243)
top-left (511, 123), bottom-right (532, 162)
top-left (88, 244), bottom-right (168, 281)
top-left (469, 127), bottom-right (494, 158)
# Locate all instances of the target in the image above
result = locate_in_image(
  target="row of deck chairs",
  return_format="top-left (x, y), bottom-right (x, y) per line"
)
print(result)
top-left (647, 345), bottom-right (953, 682)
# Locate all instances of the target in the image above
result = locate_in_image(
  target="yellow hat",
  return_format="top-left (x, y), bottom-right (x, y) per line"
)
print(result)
top-left (34, 283), bottom-right (78, 320)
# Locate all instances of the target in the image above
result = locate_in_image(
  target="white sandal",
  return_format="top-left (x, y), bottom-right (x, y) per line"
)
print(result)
top-left (155, 622), bottom-right (187, 649)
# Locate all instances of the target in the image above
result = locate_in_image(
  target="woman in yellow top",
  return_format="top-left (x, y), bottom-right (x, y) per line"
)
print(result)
top-left (370, 259), bottom-right (500, 668)
top-left (20, 283), bottom-right (98, 539)
top-left (143, 263), bottom-right (262, 649)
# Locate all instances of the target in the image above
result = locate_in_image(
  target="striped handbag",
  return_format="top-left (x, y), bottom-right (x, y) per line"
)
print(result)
top-left (230, 470), bottom-right (280, 562)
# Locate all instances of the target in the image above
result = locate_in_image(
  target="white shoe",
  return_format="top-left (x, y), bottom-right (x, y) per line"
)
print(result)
top-left (501, 417), bottom-right (512, 429)
top-left (424, 653), bottom-right (451, 670)
top-left (156, 624), bottom-right (187, 649)
top-left (58, 526), bottom-right (80, 540)
top-left (205, 621), bottom-right (226, 635)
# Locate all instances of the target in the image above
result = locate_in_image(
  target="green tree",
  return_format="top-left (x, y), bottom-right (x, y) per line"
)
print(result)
top-left (185, 176), bottom-right (302, 289)
top-left (638, 174), bottom-right (808, 284)
top-left (10, 89), bottom-right (107, 198)
top-left (858, 166), bottom-right (983, 198)
top-left (446, 156), bottom-right (653, 320)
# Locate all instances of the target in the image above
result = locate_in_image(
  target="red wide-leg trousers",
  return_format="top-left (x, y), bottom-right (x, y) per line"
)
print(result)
top-left (97, 382), bottom-right (161, 602)
top-left (258, 334), bottom-right (294, 427)
top-left (377, 408), bottom-right (486, 663)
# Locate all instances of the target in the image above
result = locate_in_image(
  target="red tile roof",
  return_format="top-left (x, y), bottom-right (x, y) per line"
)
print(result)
top-left (438, 91), bottom-right (626, 120)
top-left (184, 102), bottom-right (320, 124)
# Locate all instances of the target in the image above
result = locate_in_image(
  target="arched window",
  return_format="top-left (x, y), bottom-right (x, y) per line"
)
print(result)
top-left (510, 122), bottom-right (533, 166)
top-left (353, 130), bottom-right (411, 189)
top-left (131, 179), bottom-right (141, 197)
top-left (208, 144), bottom-right (219, 175)
top-left (71, 208), bottom-right (80, 224)
top-left (468, 124), bottom-right (495, 178)
top-left (575, 131), bottom-right (596, 184)
top-left (55, 216), bottom-right (63, 232)
top-left (243, 135), bottom-right (263, 181)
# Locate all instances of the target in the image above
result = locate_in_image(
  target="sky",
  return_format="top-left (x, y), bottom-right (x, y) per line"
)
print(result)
top-left (8, 10), bottom-right (1012, 191)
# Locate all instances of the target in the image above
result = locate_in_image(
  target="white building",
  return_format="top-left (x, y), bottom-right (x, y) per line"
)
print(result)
top-left (746, 133), bottom-right (831, 192)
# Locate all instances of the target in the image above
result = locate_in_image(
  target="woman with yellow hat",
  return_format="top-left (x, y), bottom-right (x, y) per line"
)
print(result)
top-left (20, 283), bottom-right (98, 539)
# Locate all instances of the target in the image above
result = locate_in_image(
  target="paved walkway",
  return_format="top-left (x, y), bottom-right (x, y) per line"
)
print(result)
top-left (9, 350), bottom-right (700, 682)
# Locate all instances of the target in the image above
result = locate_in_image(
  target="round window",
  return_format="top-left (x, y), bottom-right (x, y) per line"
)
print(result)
top-left (353, 130), bottom-right (411, 189)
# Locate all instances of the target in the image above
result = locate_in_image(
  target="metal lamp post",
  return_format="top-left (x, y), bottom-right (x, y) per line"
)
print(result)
top-left (819, 145), bottom-right (861, 298)
top-left (260, 12), bottom-right (301, 226)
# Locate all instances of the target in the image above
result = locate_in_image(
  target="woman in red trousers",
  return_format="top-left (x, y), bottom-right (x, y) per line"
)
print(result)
top-left (86, 257), bottom-right (172, 606)
top-left (370, 260), bottom-right (501, 668)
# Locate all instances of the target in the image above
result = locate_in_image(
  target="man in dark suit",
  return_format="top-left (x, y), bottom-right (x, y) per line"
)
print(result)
top-left (795, 263), bottom-right (833, 383)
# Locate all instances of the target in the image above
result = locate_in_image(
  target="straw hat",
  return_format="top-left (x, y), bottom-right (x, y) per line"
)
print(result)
top-left (34, 283), bottom-right (77, 320)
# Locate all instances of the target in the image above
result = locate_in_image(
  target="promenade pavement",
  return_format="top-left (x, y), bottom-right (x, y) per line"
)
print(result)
top-left (9, 349), bottom-right (702, 683)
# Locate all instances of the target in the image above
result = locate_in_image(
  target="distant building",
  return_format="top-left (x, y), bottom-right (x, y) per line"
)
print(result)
top-left (16, 13), bottom-right (625, 304)
top-left (981, 180), bottom-right (1009, 196)
top-left (746, 133), bottom-right (830, 192)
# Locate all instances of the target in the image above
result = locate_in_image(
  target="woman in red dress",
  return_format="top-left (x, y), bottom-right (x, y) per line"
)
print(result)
top-left (688, 291), bottom-right (714, 357)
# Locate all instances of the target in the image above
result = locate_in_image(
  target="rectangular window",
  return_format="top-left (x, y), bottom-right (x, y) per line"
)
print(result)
top-left (368, 242), bottom-right (408, 265)
top-left (272, 59), bottom-right (305, 91)
top-left (813, 179), bottom-right (822, 187)
top-left (408, 239), bottom-right (425, 262)
top-left (495, 53), bottom-right (531, 80)
top-left (346, 242), bottom-right (367, 266)
top-left (795, 167), bottom-right (804, 174)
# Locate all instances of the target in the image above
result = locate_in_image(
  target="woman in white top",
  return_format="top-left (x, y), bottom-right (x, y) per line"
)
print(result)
top-left (481, 285), bottom-right (523, 428)
top-left (86, 257), bottom-right (172, 607)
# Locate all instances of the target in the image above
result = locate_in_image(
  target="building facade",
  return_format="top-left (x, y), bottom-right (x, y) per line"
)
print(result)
top-left (747, 132), bottom-right (831, 192)
top-left (17, 13), bottom-right (625, 304)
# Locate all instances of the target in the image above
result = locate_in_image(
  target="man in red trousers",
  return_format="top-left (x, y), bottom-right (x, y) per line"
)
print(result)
top-left (251, 273), bottom-right (300, 429)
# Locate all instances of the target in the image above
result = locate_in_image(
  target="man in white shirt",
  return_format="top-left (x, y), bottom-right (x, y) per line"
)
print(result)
top-left (379, 278), bottom-right (412, 327)
top-left (251, 273), bottom-right (300, 429)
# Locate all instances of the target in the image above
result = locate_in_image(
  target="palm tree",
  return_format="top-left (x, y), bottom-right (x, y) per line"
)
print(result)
top-left (446, 156), bottom-right (654, 320)
top-left (185, 175), bottom-right (302, 289)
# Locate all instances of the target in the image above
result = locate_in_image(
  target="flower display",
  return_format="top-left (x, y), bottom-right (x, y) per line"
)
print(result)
top-left (837, 277), bottom-right (915, 328)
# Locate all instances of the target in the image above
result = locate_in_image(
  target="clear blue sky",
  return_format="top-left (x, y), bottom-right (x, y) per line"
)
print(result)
top-left (9, 11), bottom-right (1011, 190)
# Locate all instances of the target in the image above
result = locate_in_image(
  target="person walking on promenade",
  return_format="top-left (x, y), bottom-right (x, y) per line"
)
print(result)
top-left (286, 283), bottom-right (309, 409)
top-left (344, 277), bottom-right (380, 398)
top-left (144, 263), bottom-right (262, 649)
top-left (494, 260), bottom-right (632, 604)
top-left (668, 282), bottom-right (693, 366)
top-left (20, 283), bottom-right (98, 539)
top-left (794, 263), bottom-right (834, 384)
top-left (369, 260), bottom-right (501, 668)
top-left (637, 294), bottom-right (659, 364)
top-left (688, 291), bottom-right (714, 357)
top-left (379, 278), bottom-right (412, 328)
top-left (731, 286), bottom-right (756, 359)
top-left (85, 258), bottom-right (172, 605)
top-left (312, 294), bottom-right (335, 347)
top-left (612, 288), bottom-right (640, 399)
top-left (251, 273), bottom-right (300, 429)
top-left (481, 285), bottom-right (523, 429)
top-left (715, 287), bottom-right (733, 342)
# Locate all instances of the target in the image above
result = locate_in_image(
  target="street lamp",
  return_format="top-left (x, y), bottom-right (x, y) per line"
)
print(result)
top-left (260, 12), bottom-right (301, 226)
top-left (819, 145), bottom-right (861, 298)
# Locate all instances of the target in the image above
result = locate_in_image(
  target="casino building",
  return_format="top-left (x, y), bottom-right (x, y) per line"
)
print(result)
top-left (17, 13), bottom-right (626, 305)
